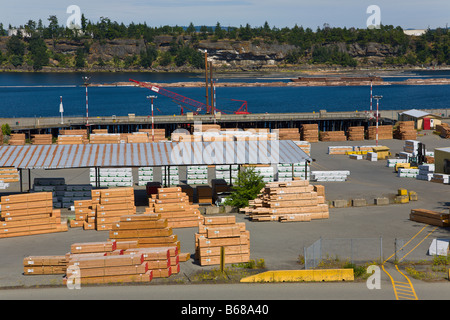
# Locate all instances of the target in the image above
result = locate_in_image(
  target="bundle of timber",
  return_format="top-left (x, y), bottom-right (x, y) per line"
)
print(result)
top-left (435, 123), bottom-right (450, 139)
top-left (347, 126), bottom-right (365, 141)
top-left (300, 124), bottom-right (319, 142)
top-left (31, 134), bottom-right (52, 145)
top-left (60, 129), bottom-right (88, 140)
top-left (197, 185), bottom-right (213, 204)
top-left (171, 131), bottom-right (190, 142)
top-left (146, 187), bottom-right (204, 228)
top-left (8, 133), bottom-right (26, 145)
top-left (320, 131), bottom-right (347, 142)
top-left (328, 146), bottom-right (353, 155)
top-left (430, 173), bottom-right (450, 184)
top-left (242, 180), bottom-right (329, 222)
top-left (394, 121), bottom-right (417, 140)
top-left (192, 124), bottom-right (221, 133)
top-left (139, 129), bottom-right (167, 141)
top-left (367, 125), bottom-right (393, 140)
top-left (177, 134), bottom-right (203, 142)
top-left (57, 135), bottom-right (84, 145)
top-left (195, 215), bottom-right (250, 266)
top-left (410, 209), bottom-right (450, 227)
top-left (0, 192), bottom-right (68, 238)
top-left (272, 128), bottom-right (300, 141)
top-left (92, 129), bottom-right (108, 134)
top-left (127, 132), bottom-right (149, 143)
top-left (293, 141), bottom-right (311, 155)
top-left (89, 134), bottom-right (121, 144)
top-left (23, 255), bottom-right (67, 275)
top-left (70, 199), bottom-right (95, 230)
top-left (0, 167), bottom-right (20, 183)
top-left (91, 187), bottom-right (136, 231)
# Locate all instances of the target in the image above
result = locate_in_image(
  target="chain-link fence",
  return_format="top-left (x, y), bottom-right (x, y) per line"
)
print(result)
top-left (304, 237), bottom-right (384, 269)
top-left (394, 237), bottom-right (450, 263)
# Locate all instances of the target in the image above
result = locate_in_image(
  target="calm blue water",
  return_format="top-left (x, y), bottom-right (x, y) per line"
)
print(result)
top-left (0, 71), bottom-right (449, 118)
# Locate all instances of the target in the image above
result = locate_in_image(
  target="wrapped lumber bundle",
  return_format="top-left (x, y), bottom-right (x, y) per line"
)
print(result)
top-left (89, 133), bottom-right (121, 144)
top-left (347, 126), bottom-right (365, 141)
top-left (320, 131), bottom-right (347, 142)
top-left (145, 187), bottom-right (204, 228)
top-left (0, 192), bottom-right (68, 238)
top-left (57, 135), bottom-right (83, 145)
top-left (435, 123), bottom-right (450, 139)
top-left (242, 180), bottom-right (329, 222)
top-left (138, 129), bottom-right (167, 141)
top-left (410, 209), bottom-right (450, 227)
top-left (91, 187), bottom-right (136, 231)
top-left (272, 128), bottom-right (301, 141)
top-left (195, 215), bottom-right (250, 266)
top-left (197, 185), bottom-right (213, 204)
top-left (394, 121), bottom-right (417, 140)
top-left (8, 133), bottom-right (26, 145)
top-left (23, 255), bottom-right (67, 275)
top-left (31, 134), bottom-right (52, 145)
top-left (367, 125), bottom-right (393, 140)
top-left (300, 124), bottom-right (319, 142)
top-left (0, 167), bottom-right (20, 183)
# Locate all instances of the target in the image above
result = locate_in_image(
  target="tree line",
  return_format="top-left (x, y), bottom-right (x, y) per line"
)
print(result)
top-left (0, 16), bottom-right (449, 70)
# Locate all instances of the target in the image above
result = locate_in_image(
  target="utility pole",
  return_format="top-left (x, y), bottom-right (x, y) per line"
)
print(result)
top-left (373, 95), bottom-right (383, 146)
top-left (82, 76), bottom-right (91, 127)
top-left (204, 50), bottom-right (210, 114)
top-left (147, 95), bottom-right (157, 142)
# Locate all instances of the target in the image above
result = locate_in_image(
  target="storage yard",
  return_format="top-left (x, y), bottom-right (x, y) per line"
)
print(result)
top-left (0, 123), bottom-right (450, 290)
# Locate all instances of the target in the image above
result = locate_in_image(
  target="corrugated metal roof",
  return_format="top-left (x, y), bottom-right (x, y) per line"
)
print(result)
top-left (0, 140), bottom-right (311, 169)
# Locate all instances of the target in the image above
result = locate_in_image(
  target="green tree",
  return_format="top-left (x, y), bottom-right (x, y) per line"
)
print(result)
top-left (28, 34), bottom-right (49, 70)
top-left (224, 167), bottom-right (265, 208)
top-left (2, 123), bottom-right (11, 136)
top-left (140, 46), bottom-right (158, 68)
top-left (75, 48), bottom-right (85, 68)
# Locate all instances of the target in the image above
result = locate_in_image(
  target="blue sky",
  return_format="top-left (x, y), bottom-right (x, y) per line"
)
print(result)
top-left (1, 0), bottom-right (449, 30)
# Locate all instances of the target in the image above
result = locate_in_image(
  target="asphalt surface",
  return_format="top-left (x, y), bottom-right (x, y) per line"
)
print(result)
top-left (0, 131), bottom-right (449, 300)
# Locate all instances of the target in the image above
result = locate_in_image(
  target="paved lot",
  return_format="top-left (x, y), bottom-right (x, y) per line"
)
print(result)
top-left (0, 132), bottom-right (449, 293)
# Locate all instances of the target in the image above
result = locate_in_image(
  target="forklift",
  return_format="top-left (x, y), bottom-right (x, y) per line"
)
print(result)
top-left (394, 142), bottom-right (426, 172)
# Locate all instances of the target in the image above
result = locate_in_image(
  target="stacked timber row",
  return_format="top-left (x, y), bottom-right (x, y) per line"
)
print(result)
top-left (347, 126), bottom-right (365, 141)
top-left (319, 131), bottom-right (347, 142)
top-left (241, 179), bottom-right (328, 222)
top-left (145, 187), bottom-right (204, 228)
top-left (31, 134), bottom-right (52, 145)
top-left (272, 128), bottom-right (300, 140)
top-left (91, 187), bottom-right (136, 231)
top-left (410, 209), bottom-right (450, 227)
top-left (23, 255), bottom-right (67, 275)
top-left (195, 215), bottom-right (250, 266)
top-left (89, 133), bottom-right (121, 144)
top-left (138, 128), bottom-right (167, 141)
top-left (8, 133), bottom-right (25, 145)
top-left (0, 192), bottom-right (68, 238)
top-left (58, 129), bottom-right (89, 144)
top-left (0, 167), bottom-right (20, 183)
top-left (70, 199), bottom-right (95, 230)
top-left (300, 124), bottom-right (319, 142)
top-left (435, 123), bottom-right (450, 139)
top-left (394, 121), bottom-right (417, 140)
top-left (367, 125), bottom-right (393, 140)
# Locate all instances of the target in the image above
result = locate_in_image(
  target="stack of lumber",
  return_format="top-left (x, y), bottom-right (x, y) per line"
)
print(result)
top-left (347, 126), bottom-right (365, 141)
top-left (394, 121), bottom-right (417, 140)
top-left (109, 215), bottom-right (182, 277)
top-left (192, 124), bottom-right (221, 133)
top-left (367, 125), bottom-right (393, 140)
top-left (197, 185), bottom-right (213, 204)
top-left (0, 192), bottom-right (68, 238)
top-left (0, 167), bottom-right (20, 183)
top-left (293, 141), bottom-right (311, 155)
top-left (89, 134), bottom-right (121, 144)
top-left (8, 133), bottom-right (26, 145)
top-left (430, 173), bottom-right (450, 184)
top-left (146, 187), bottom-right (204, 228)
top-left (92, 129), bottom-right (108, 134)
top-left (57, 135), bottom-right (83, 144)
top-left (139, 129), bottom-right (167, 141)
top-left (195, 215), bottom-right (250, 266)
top-left (70, 199), bottom-right (95, 230)
top-left (23, 255), bottom-right (67, 275)
top-left (272, 128), bottom-right (301, 141)
top-left (320, 131), bottom-right (347, 142)
top-left (435, 123), bottom-right (450, 139)
top-left (60, 129), bottom-right (88, 140)
top-left (410, 209), bottom-right (450, 227)
top-left (171, 131), bottom-right (190, 142)
top-left (300, 124), bottom-right (319, 142)
top-left (127, 133), bottom-right (149, 143)
top-left (328, 146), bottom-right (353, 155)
top-left (241, 180), bottom-right (329, 222)
top-left (91, 187), bottom-right (136, 231)
top-left (31, 134), bottom-right (52, 145)
top-left (177, 134), bottom-right (203, 142)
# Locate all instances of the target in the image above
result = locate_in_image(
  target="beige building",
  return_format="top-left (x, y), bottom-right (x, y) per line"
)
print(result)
top-left (399, 109), bottom-right (442, 130)
top-left (434, 147), bottom-right (450, 174)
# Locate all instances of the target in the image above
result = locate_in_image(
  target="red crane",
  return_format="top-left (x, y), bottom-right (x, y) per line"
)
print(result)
top-left (130, 79), bottom-right (250, 115)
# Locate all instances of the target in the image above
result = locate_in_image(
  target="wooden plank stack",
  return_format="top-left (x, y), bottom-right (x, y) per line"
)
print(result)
top-left (367, 125), bottom-right (393, 140)
top-left (410, 209), bottom-right (450, 227)
top-left (58, 129), bottom-right (89, 144)
top-left (8, 133), bottom-right (26, 145)
top-left (241, 180), bottom-right (329, 223)
top-left (320, 131), bottom-right (347, 142)
top-left (272, 128), bottom-right (301, 141)
top-left (70, 199), bottom-right (95, 230)
top-left (91, 187), bottom-right (136, 231)
top-left (127, 133), bottom-right (149, 143)
top-left (0, 192), bottom-right (68, 238)
top-left (197, 185), bottom-right (213, 204)
top-left (0, 167), bottom-right (20, 183)
top-left (89, 134), bottom-right (121, 144)
top-left (394, 121), bottom-right (417, 140)
top-left (195, 215), bottom-right (250, 266)
top-left (92, 129), bottom-right (108, 134)
top-left (347, 126), bottom-right (365, 141)
top-left (31, 134), bottom-right (52, 145)
top-left (145, 187), bottom-right (204, 228)
top-left (435, 123), bottom-right (450, 139)
top-left (139, 129), bottom-right (167, 141)
top-left (23, 255), bottom-right (67, 275)
top-left (300, 124), bottom-right (319, 142)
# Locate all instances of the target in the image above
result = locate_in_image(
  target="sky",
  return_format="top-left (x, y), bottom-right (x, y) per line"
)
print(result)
top-left (0, 0), bottom-right (449, 30)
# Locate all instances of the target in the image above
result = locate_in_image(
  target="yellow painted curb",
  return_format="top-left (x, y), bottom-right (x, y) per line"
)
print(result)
top-left (240, 269), bottom-right (354, 283)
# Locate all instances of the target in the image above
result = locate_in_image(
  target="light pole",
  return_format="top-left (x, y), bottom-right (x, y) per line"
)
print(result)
top-left (147, 95), bottom-right (157, 142)
top-left (373, 95), bottom-right (383, 146)
top-left (82, 76), bottom-right (91, 126)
